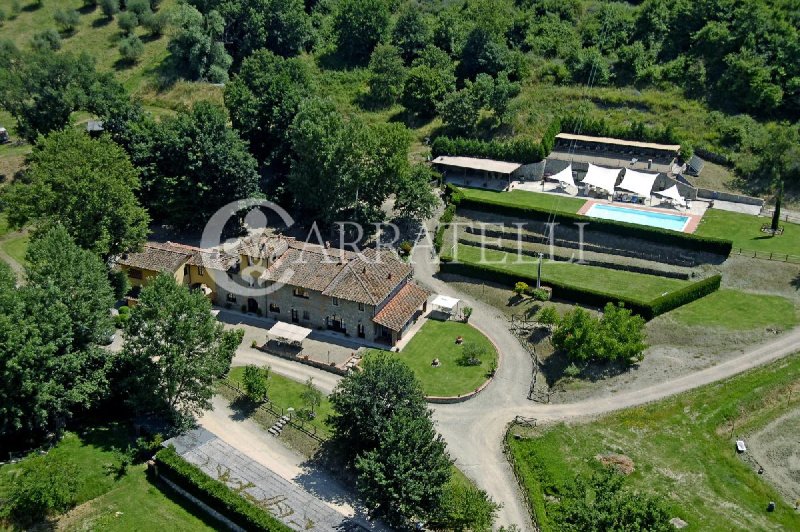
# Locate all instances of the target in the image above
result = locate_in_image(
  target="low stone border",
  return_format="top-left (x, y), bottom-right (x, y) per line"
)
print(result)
top-left (424, 320), bottom-right (501, 404)
top-left (256, 345), bottom-right (351, 376)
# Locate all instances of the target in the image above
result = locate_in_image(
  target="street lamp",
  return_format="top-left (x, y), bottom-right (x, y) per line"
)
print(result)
top-left (536, 252), bottom-right (543, 289)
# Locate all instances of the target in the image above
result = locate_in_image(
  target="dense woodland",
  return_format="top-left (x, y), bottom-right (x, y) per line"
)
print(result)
top-left (1, 0), bottom-right (798, 222)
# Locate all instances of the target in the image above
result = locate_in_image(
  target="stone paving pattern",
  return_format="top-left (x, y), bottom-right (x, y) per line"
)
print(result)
top-left (166, 428), bottom-right (362, 531)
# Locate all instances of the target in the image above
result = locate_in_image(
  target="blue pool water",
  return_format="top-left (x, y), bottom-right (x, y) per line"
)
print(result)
top-left (585, 203), bottom-right (690, 232)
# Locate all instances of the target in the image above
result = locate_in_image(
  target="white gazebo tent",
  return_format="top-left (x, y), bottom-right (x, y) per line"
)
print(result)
top-left (581, 164), bottom-right (620, 195)
top-left (617, 168), bottom-right (658, 201)
top-left (655, 184), bottom-right (686, 208)
top-left (268, 321), bottom-right (312, 346)
top-left (547, 164), bottom-right (576, 189)
top-left (431, 294), bottom-right (460, 318)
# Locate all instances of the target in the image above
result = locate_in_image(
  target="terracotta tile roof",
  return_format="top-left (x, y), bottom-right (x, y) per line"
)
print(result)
top-left (234, 234), bottom-right (290, 260)
top-left (323, 250), bottom-right (413, 305)
top-left (116, 242), bottom-right (191, 273)
top-left (261, 247), bottom-right (346, 292)
top-left (372, 282), bottom-right (431, 332)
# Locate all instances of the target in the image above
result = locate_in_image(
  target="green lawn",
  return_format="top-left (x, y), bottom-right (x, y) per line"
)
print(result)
top-left (1, 233), bottom-right (29, 265)
top-left (383, 320), bottom-right (498, 397)
top-left (450, 244), bottom-right (690, 302)
top-left (507, 353), bottom-right (800, 532)
top-left (226, 366), bottom-right (333, 437)
top-left (667, 289), bottom-right (797, 331)
top-left (0, 425), bottom-right (215, 531)
top-left (695, 209), bottom-right (800, 257)
top-left (459, 187), bottom-right (587, 214)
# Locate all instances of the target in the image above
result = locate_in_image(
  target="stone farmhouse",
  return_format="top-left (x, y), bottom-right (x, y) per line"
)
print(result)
top-left (115, 235), bottom-right (430, 346)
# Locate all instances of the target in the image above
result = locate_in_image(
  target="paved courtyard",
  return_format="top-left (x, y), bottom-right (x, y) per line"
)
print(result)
top-left (165, 428), bottom-right (366, 531)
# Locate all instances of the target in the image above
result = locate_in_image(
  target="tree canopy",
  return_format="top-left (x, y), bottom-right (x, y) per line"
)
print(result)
top-left (0, 227), bottom-right (115, 446)
top-left (334, 0), bottom-right (390, 64)
top-left (111, 101), bottom-right (261, 228)
top-left (0, 50), bottom-right (123, 142)
top-left (119, 274), bottom-right (243, 424)
top-left (2, 128), bottom-right (149, 258)
top-left (287, 97), bottom-right (411, 225)
top-left (224, 49), bottom-right (314, 168)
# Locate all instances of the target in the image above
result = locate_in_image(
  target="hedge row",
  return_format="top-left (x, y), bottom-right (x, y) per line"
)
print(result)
top-left (456, 195), bottom-right (733, 256)
top-left (649, 273), bottom-right (722, 317)
top-left (561, 115), bottom-right (681, 146)
top-left (438, 260), bottom-right (721, 320)
top-left (155, 446), bottom-right (291, 532)
top-left (432, 135), bottom-right (546, 164)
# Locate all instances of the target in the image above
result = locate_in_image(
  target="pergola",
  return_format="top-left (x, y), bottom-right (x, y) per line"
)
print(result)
top-left (268, 321), bottom-right (312, 346)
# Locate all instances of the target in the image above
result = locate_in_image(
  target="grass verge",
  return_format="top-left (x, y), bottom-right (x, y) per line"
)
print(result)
top-left (667, 289), bottom-right (797, 331)
top-left (696, 209), bottom-right (800, 257)
top-left (507, 353), bottom-right (800, 531)
top-left (369, 320), bottom-right (498, 398)
top-left (459, 188), bottom-right (587, 214)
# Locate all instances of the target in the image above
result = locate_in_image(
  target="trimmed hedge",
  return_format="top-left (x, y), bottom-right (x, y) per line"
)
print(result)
top-left (154, 446), bottom-right (291, 532)
top-left (649, 273), bottom-right (722, 317)
top-left (432, 136), bottom-right (545, 164)
top-left (561, 115), bottom-right (680, 147)
top-left (439, 260), bottom-right (721, 320)
top-left (457, 194), bottom-right (733, 256)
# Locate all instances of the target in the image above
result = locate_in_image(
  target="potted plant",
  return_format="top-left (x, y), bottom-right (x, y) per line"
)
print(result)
top-left (462, 306), bottom-right (473, 322)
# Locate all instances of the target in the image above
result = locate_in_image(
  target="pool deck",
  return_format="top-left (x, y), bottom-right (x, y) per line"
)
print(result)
top-left (577, 199), bottom-right (704, 233)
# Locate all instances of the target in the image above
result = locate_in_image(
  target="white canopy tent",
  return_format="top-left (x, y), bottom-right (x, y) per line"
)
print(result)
top-left (431, 295), bottom-right (460, 311)
top-left (268, 321), bottom-right (312, 344)
top-left (581, 164), bottom-right (621, 194)
top-left (547, 164), bottom-right (576, 188)
top-left (617, 168), bottom-right (658, 198)
top-left (655, 184), bottom-right (686, 206)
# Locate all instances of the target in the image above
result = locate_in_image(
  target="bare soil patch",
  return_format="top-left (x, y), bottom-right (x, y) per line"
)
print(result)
top-left (745, 407), bottom-right (800, 508)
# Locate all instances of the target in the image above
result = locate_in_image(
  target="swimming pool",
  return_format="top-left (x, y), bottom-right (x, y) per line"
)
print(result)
top-left (585, 203), bottom-right (690, 232)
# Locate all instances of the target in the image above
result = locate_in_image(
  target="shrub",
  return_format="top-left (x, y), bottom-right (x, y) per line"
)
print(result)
top-left (117, 11), bottom-right (138, 34)
top-left (242, 364), bottom-right (269, 403)
top-left (101, 0), bottom-right (119, 18)
top-left (154, 447), bottom-right (291, 531)
top-left (0, 9), bottom-right (6, 26)
top-left (551, 303), bottom-right (647, 365)
top-left (536, 305), bottom-right (559, 326)
top-left (126, 0), bottom-right (150, 15)
top-left (528, 287), bottom-right (551, 301)
top-left (458, 342), bottom-right (485, 366)
top-left (119, 34), bottom-right (144, 62)
top-left (462, 306), bottom-right (473, 321)
top-left (563, 363), bottom-right (581, 378)
top-left (514, 281), bottom-right (529, 296)
top-left (53, 9), bottom-right (80, 32)
top-left (140, 9), bottom-right (168, 36)
top-left (11, 0), bottom-right (21, 18)
top-left (31, 29), bottom-right (62, 51)
top-left (5, 454), bottom-right (78, 527)
top-left (399, 240), bottom-right (413, 256)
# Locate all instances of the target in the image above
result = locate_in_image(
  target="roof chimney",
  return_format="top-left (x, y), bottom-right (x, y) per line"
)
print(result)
top-left (387, 272), bottom-right (392, 280)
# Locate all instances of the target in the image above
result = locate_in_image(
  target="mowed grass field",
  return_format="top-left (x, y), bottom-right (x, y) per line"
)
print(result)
top-left (449, 244), bottom-right (690, 303)
top-left (0, 425), bottom-right (216, 531)
top-left (667, 289), bottom-right (797, 331)
top-left (507, 353), bottom-right (800, 532)
top-left (226, 366), bottom-right (333, 437)
top-left (695, 209), bottom-right (800, 257)
top-left (458, 188), bottom-right (587, 215)
top-left (380, 319), bottom-right (498, 397)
